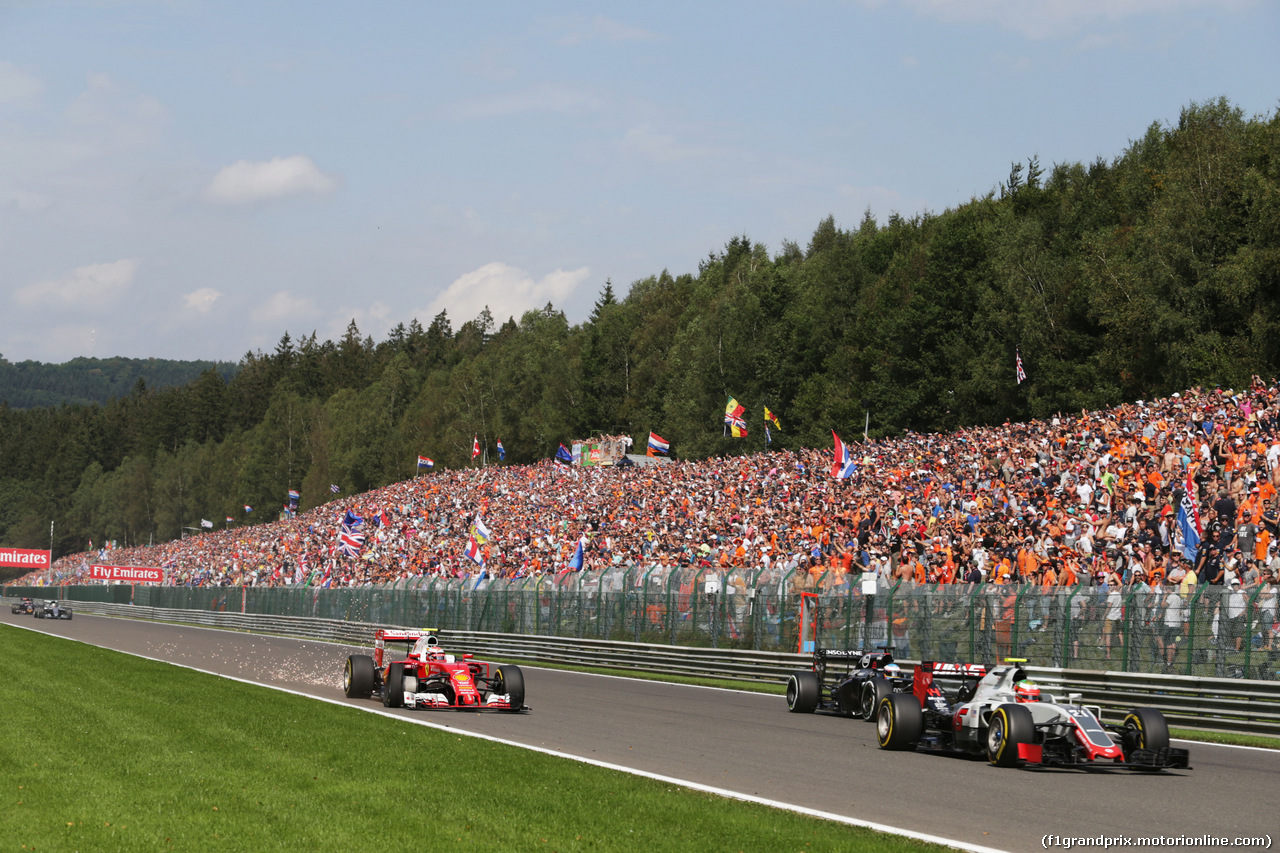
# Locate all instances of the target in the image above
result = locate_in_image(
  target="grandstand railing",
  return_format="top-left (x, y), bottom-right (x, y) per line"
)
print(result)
top-left (6, 569), bottom-right (1279, 682)
top-left (6, 596), bottom-right (1279, 737)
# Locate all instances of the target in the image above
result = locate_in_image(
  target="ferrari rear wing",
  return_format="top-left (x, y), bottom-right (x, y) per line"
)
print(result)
top-left (375, 628), bottom-right (438, 644)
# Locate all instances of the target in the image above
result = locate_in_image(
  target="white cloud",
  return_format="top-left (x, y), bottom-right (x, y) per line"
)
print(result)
top-left (888, 0), bottom-right (1249, 39)
top-left (253, 290), bottom-right (319, 325)
top-left (14, 260), bottom-right (138, 309)
top-left (205, 155), bottom-right (338, 204)
top-left (0, 62), bottom-right (42, 104)
top-left (421, 262), bottom-right (590, 327)
top-left (183, 287), bottom-right (223, 314)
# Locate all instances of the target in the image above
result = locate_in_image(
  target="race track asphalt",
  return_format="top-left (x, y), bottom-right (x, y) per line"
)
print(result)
top-left (3, 608), bottom-right (1274, 852)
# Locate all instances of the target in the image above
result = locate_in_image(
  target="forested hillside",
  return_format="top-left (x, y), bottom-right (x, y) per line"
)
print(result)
top-left (0, 356), bottom-right (238, 408)
top-left (1, 98), bottom-right (1277, 562)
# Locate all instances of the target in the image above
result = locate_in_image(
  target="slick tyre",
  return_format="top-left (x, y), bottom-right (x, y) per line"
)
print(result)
top-left (876, 693), bottom-right (923, 750)
top-left (493, 665), bottom-right (525, 711)
top-left (344, 654), bottom-right (376, 699)
top-left (860, 677), bottom-right (892, 722)
top-left (382, 662), bottom-right (405, 708)
top-left (786, 671), bottom-right (820, 713)
top-left (1122, 708), bottom-right (1170, 759)
top-left (987, 703), bottom-right (1035, 767)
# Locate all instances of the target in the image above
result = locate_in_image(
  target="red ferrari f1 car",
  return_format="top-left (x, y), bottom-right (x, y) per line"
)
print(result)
top-left (343, 629), bottom-right (527, 712)
top-left (875, 659), bottom-right (1189, 771)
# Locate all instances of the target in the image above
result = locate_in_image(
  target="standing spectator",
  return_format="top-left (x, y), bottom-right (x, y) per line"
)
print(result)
top-left (1160, 576), bottom-right (1187, 670)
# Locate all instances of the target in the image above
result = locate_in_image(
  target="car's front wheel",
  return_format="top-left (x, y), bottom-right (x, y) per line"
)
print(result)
top-left (987, 704), bottom-right (1035, 767)
top-left (1122, 708), bottom-right (1170, 760)
top-left (382, 662), bottom-right (405, 708)
top-left (860, 677), bottom-right (892, 721)
top-left (493, 665), bottom-right (525, 711)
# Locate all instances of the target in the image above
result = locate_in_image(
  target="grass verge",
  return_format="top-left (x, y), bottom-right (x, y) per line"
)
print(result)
top-left (0, 624), bottom-right (945, 853)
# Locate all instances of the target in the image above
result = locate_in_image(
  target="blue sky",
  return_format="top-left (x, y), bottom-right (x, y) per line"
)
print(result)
top-left (1, 0), bottom-right (1276, 363)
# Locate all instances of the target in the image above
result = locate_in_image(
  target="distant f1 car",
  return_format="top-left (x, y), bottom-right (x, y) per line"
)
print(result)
top-left (785, 647), bottom-right (911, 720)
top-left (875, 659), bottom-right (1190, 771)
top-left (11, 597), bottom-right (35, 615)
top-left (34, 599), bottom-right (73, 620)
top-left (343, 628), bottom-right (526, 712)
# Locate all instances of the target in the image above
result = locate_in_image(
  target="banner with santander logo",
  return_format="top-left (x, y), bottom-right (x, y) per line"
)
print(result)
top-left (0, 547), bottom-right (51, 569)
top-left (90, 565), bottom-right (165, 584)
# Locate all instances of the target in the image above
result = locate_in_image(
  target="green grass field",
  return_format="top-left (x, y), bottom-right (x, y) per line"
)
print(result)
top-left (0, 624), bottom-right (947, 853)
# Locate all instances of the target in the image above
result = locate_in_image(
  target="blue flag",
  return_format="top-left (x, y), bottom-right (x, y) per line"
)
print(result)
top-left (555, 443), bottom-right (573, 464)
top-left (497, 439), bottom-right (506, 461)
top-left (569, 541), bottom-right (584, 571)
top-left (1176, 473), bottom-right (1200, 562)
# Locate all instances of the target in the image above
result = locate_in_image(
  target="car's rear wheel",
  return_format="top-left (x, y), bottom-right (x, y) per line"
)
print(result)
top-left (493, 665), bottom-right (525, 711)
top-left (382, 662), bottom-right (405, 708)
top-left (987, 703), bottom-right (1035, 767)
top-left (876, 693), bottom-right (923, 750)
top-left (786, 671), bottom-right (820, 713)
top-left (860, 677), bottom-right (892, 721)
top-left (1122, 708), bottom-right (1169, 759)
top-left (344, 655), bottom-right (375, 699)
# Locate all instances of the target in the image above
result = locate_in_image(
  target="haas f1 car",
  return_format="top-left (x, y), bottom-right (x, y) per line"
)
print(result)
top-left (785, 647), bottom-right (912, 720)
top-left (343, 629), bottom-right (526, 712)
top-left (11, 597), bottom-right (35, 615)
top-left (34, 599), bottom-right (73, 620)
top-left (875, 660), bottom-right (1190, 771)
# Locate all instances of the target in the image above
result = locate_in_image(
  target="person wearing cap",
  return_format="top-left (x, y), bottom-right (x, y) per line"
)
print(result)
top-left (1157, 574), bottom-right (1186, 668)
top-left (1224, 577), bottom-right (1249, 652)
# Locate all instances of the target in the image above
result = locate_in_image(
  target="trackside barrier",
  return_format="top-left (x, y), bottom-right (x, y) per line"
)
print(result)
top-left (5, 596), bottom-right (1279, 737)
top-left (9, 576), bottom-right (1277, 682)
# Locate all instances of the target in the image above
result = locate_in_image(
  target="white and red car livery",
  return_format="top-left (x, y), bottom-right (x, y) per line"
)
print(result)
top-left (876, 659), bottom-right (1190, 771)
top-left (343, 628), bottom-right (526, 712)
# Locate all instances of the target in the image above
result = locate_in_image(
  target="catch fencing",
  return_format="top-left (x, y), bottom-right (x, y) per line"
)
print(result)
top-left (6, 567), bottom-right (1279, 681)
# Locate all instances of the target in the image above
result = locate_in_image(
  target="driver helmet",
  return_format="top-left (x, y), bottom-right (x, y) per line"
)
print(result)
top-left (882, 663), bottom-right (902, 676)
top-left (1014, 679), bottom-right (1041, 703)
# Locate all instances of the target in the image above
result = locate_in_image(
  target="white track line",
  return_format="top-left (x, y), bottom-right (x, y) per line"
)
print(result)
top-left (6, 619), bottom-right (1008, 853)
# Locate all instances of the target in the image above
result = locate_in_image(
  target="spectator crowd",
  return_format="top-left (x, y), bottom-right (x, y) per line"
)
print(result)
top-left (14, 381), bottom-right (1280, 646)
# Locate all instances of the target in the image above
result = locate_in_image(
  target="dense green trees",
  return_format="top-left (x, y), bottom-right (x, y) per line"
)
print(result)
top-left (3, 98), bottom-right (1279, 570)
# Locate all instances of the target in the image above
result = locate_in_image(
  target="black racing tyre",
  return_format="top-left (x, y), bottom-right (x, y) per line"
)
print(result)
top-left (65, 610), bottom-right (72, 620)
top-left (987, 703), bottom-right (1035, 767)
top-left (1122, 708), bottom-right (1170, 758)
top-left (876, 693), bottom-right (923, 750)
top-left (785, 671), bottom-right (820, 713)
top-left (860, 677), bottom-right (892, 722)
top-left (344, 655), bottom-right (376, 699)
top-left (382, 662), bottom-right (405, 708)
top-left (493, 665), bottom-right (525, 711)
